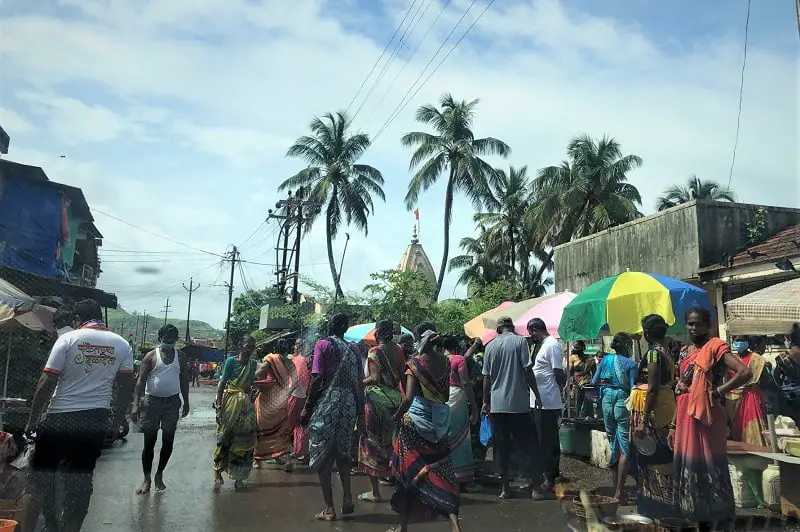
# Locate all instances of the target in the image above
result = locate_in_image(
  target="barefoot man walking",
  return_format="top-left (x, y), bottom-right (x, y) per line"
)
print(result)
top-left (132, 324), bottom-right (190, 494)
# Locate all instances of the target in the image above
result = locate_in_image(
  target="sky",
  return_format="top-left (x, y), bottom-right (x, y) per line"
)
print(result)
top-left (0, 0), bottom-right (798, 332)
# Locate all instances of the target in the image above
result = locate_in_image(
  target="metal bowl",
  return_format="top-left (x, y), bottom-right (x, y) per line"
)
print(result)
top-left (633, 434), bottom-right (657, 456)
top-left (603, 514), bottom-right (654, 531)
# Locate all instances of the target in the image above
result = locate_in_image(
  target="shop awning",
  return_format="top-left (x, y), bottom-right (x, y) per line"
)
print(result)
top-left (725, 277), bottom-right (800, 335)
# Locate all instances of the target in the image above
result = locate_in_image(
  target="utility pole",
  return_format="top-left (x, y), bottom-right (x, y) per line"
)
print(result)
top-left (331, 233), bottom-right (350, 312)
top-left (140, 311), bottom-right (149, 350)
top-left (162, 298), bottom-right (172, 326)
top-left (119, 319), bottom-right (125, 336)
top-left (182, 277), bottom-right (200, 343)
top-left (132, 312), bottom-right (140, 347)
top-left (291, 190), bottom-right (304, 304)
top-left (223, 246), bottom-right (238, 356)
top-left (270, 186), bottom-right (321, 304)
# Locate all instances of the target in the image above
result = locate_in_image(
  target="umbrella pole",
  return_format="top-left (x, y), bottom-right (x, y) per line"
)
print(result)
top-left (566, 342), bottom-right (571, 418)
top-left (3, 337), bottom-right (10, 399)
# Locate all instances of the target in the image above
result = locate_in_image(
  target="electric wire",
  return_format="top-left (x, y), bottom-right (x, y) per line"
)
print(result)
top-left (350, 0), bottom-right (426, 124)
top-left (344, 0), bottom-right (422, 116)
top-left (726, 0), bottom-right (752, 189)
top-left (373, 0), bottom-right (493, 143)
top-left (360, 0), bottom-right (450, 130)
top-left (92, 208), bottom-right (224, 257)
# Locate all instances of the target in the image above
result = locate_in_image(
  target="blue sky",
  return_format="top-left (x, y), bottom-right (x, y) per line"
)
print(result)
top-left (0, 0), bottom-right (797, 330)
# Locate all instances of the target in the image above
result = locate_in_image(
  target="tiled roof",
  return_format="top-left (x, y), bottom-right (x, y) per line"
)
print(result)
top-left (699, 224), bottom-right (800, 273)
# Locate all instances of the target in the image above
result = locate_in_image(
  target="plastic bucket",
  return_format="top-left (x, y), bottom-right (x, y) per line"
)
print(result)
top-left (0, 519), bottom-right (17, 531)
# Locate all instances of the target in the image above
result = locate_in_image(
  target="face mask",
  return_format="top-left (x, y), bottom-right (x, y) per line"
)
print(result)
top-left (786, 340), bottom-right (793, 349)
top-left (731, 341), bottom-right (749, 354)
top-left (161, 343), bottom-right (176, 350)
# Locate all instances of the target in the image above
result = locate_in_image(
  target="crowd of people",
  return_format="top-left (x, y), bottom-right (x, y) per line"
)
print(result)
top-left (18, 296), bottom-right (800, 532)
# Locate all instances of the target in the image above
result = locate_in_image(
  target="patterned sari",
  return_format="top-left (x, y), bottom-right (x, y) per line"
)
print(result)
top-left (254, 354), bottom-right (310, 460)
top-left (359, 343), bottom-right (404, 477)
top-left (391, 357), bottom-right (459, 522)
top-left (630, 344), bottom-right (677, 520)
top-left (292, 355), bottom-right (312, 459)
top-left (726, 351), bottom-right (767, 447)
top-left (673, 339), bottom-right (735, 525)
top-left (308, 336), bottom-right (361, 470)
top-left (447, 355), bottom-right (474, 483)
top-left (213, 357), bottom-right (258, 480)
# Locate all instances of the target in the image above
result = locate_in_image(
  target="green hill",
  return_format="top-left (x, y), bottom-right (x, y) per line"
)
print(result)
top-left (105, 307), bottom-right (223, 346)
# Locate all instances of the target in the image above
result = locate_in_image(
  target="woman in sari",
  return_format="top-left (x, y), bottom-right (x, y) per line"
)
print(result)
top-left (630, 315), bottom-right (677, 520)
top-left (301, 313), bottom-right (364, 522)
top-left (390, 329), bottom-right (461, 532)
top-left (670, 308), bottom-right (751, 530)
top-left (253, 339), bottom-right (311, 471)
top-left (291, 338), bottom-right (312, 463)
top-left (593, 333), bottom-right (638, 502)
top-left (357, 319), bottom-right (405, 502)
top-left (443, 336), bottom-right (478, 488)
top-left (725, 336), bottom-right (768, 447)
top-left (213, 335), bottom-right (258, 491)
top-left (569, 341), bottom-right (594, 417)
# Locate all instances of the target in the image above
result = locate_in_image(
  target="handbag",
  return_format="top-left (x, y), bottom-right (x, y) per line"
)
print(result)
top-left (479, 413), bottom-right (493, 447)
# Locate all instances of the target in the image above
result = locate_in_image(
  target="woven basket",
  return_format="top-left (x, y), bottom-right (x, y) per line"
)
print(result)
top-left (572, 495), bottom-right (618, 521)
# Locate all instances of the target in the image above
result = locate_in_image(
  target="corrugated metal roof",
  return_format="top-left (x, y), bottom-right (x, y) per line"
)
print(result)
top-left (699, 224), bottom-right (800, 273)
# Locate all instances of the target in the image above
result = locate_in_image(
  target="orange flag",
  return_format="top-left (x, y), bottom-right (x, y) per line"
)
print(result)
top-left (413, 208), bottom-right (419, 220)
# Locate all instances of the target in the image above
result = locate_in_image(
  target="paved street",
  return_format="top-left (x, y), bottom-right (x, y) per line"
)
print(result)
top-left (81, 387), bottom-right (569, 532)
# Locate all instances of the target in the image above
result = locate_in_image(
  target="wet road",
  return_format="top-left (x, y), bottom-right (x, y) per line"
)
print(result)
top-left (82, 387), bottom-right (569, 532)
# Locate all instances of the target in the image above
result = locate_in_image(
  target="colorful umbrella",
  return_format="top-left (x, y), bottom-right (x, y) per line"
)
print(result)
top-left (558, 272), bottom-right (713, 341)
top-left (463, 301), bottom-right (516, 340)
top-left (344, 322), bottom-right (413, 346)
top-left (478, 292), bottom-right (576, 342)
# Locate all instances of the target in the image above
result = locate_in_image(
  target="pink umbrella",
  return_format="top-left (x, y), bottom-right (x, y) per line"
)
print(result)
top-left (513, 291), bottom-right (576, 338)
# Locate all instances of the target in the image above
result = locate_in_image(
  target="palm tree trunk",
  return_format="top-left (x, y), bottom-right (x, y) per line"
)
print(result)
top-left (435, 166), bottom-right (456, 300)
top-left (533, 200), bottom-right (589, 284)
top-left (508, 222), bottom-right (516, 274)
top-left (325, 200), bottom-right (343, 297)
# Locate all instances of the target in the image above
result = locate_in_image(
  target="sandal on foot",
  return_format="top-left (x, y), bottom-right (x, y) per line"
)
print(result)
top-left (315, 509), bottom-right (336, 521)
top-left (358, 492), bottom-right (382, 503)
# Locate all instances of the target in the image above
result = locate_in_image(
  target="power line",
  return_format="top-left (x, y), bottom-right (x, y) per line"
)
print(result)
top-left (360, 0), bottom-right (451, 130)
top-left (350, 0), bottom-right (427, 124)
top-left (726, 0), bottom-right (751, 190)
top-left (344, 0), bottom-right (422, 116)
top-left (239, 220), bottom-right (267, 250)
top-left (372, 0), bottom-right (487, 143)
top-left (92, 208), bottom-right (224, 258)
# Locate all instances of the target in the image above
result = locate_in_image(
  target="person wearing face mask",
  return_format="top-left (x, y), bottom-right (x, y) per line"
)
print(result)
top-left (132, 324), bottom-right (190, 495)
top-left (725, 336), bottom-right (769, 447)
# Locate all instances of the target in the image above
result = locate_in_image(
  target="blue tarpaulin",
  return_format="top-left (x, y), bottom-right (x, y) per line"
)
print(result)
top-left (0, 179), bottom-right (61, 277)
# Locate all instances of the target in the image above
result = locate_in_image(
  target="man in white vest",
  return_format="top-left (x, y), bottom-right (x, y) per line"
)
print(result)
top-left (131, 324), bottom-right (190, 494)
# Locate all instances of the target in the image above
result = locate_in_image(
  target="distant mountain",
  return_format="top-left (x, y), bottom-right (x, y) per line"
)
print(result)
top-left (105, 307), bottom-right (224, 346)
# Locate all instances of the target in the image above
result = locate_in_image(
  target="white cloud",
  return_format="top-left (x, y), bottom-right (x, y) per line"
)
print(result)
top-left (1, 0), bottom-right (797, 327)
top-left (0, 107), bottom-right (35, 134)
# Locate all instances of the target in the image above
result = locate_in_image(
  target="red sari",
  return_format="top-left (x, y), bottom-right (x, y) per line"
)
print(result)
top-left (673, 339), bottom-right (735, 525)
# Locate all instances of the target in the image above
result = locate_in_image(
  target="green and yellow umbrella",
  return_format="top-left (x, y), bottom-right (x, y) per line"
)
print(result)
top-left (557, 271), bottom-right (713, 341)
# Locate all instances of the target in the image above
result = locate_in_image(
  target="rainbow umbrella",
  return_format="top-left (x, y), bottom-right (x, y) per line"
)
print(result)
top-left (463, 301), bottom-right (516, 341)
top-left (558, 272), bottom-right (713, 341)
top-left (344, 322), bottom-right (413, 346)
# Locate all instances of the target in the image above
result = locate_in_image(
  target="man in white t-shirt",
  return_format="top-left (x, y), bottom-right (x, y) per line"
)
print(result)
top-left (24, 299), bottom-right (134, 532)
top-left (527, 317), bottom-right (566, 499)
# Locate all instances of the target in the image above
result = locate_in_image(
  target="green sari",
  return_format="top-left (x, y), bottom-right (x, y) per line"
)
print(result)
top-left (213, 357), bottom-right (258, 480)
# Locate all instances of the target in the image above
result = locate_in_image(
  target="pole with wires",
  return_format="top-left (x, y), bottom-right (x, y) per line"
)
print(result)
top-left (182, 277), bottom-right (200, 343)
top-left (140, 311), bottom-right (149, 350)
top-left (223, 246), bottom-right (238, 356)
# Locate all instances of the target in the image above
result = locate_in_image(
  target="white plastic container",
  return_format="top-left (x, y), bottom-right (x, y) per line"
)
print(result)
top-left (762, 463), bottom-right (781, 512)
top-left (729, 464), bottom-right (759, 509)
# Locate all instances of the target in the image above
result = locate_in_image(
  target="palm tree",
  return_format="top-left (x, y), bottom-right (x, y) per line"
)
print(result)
top-left (448, 227), bottom-right (513, 296)
top-left (279, 111), bottom-right (384, 296)
top-left (529, 134), bottom-right (643, 281)
top-left (474, 165), bottom-right (534, 274)
top-left (656, 175), bottom-right (737, 211)
top-left (403, 93), bottom-right (510, 300)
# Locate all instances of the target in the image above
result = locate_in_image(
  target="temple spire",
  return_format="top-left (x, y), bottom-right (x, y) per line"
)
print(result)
top-left (411, 224), bottom-right (418, 244)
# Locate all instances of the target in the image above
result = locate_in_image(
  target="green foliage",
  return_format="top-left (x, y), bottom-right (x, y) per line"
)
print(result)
top-left (744, 207), bottom-right (768, 245)
top-left (430, 299), bottom-right (471, 335)
top-left (656, 175), bottom-right (737, 212)
top-left (363, 269), bottom-right (434, 328)
top-left (227, 286), bottom-right (281, 346)
top-left (105, 308), bottom-right (223, 346)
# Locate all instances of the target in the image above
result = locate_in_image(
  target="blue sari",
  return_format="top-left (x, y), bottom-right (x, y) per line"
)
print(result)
top-left (593, 354), bottom-right (638, 465)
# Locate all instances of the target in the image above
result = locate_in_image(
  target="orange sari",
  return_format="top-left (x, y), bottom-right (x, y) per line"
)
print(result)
top-left (254, 354), bottom-right (310, 459)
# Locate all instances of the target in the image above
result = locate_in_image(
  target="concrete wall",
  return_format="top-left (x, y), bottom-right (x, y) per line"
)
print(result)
top-left (554, 200), bottom-right (800, 293)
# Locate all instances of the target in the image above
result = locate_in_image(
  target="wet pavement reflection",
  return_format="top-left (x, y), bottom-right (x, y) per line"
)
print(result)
top-left (81, 387), bottom-right (567, 531)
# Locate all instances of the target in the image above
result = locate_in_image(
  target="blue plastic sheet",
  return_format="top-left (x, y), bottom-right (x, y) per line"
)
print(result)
top-left (0, 179), bottom-right (61, 277)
